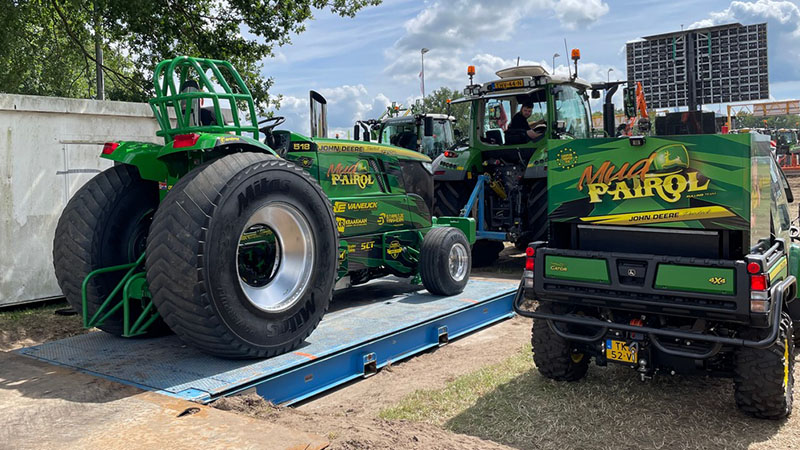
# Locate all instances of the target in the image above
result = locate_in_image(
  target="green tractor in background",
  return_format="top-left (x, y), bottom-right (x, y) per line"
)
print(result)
top-left (53, 57), bottom-right (475, 359)
top-left (353, 102), bottom-right (458, 159)
top-left (433, 58), bottom-right (596, 265)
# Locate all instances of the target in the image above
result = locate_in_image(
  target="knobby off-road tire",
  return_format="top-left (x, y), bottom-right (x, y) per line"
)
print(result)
top-left (146, 153), bottom-right (338, 358)
top-left (733, 312), bottom-right (794, 419)
top-left (532, 302), bottom-right (589, 382)
top-left (514, 179), bottom-right (548, 251)
top-left (419, 227), bottom-right (471, 296)
top-left (53, 164), bottom-right (168, 336)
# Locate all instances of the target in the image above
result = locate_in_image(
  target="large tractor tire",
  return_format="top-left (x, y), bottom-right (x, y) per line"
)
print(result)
top-left (433, 180), bottom-right (472, 217)
top-left (53, 164), bottom-right (167, 336)
top-left (419, 227), bottom-right (471, 296)
top-left (471, 240), bottom-right (505, 267)
top-left (532, 302), bottom-right (589, 382)
top-left (146, 153), bottom-right (338, 358)
top-left (733, 312), bottom-right (794, 419)
top-left (514, 179), bottom-right (548, 251)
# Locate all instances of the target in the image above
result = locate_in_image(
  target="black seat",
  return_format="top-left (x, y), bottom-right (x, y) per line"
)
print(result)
top-left (484, 129), bottom-right (503, 145)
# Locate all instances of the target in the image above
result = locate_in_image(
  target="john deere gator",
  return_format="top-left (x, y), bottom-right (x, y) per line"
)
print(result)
top-left (515, 130), bottom-right (799, 419)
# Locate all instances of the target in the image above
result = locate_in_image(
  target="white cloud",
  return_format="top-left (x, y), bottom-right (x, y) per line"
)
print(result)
top-left (689, 0), bottom-right (800, 82)
top-left (274, 86), bottom-right (391, 136)
top-left (552, 0), bottom-right (610, 30)
top-left (385, 0), bottom-right (610, 81)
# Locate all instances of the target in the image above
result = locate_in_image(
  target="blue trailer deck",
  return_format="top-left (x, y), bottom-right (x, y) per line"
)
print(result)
top-left (18, 279), bottom-right (517, 405)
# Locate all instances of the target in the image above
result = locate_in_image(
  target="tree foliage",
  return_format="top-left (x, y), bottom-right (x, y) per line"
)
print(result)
top-left (1, 0), bottom-right (381, 111)
top-left (421, 87), bottom-right (470, 136)
top-left (731, 113), bottom-right (800, 130)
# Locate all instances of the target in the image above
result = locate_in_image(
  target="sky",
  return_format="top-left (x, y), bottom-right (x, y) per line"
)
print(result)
top-left (259, 0), bottom-right (800, 136)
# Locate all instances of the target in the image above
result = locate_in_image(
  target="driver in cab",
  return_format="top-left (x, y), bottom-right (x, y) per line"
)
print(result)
top-left (508, 102), bottom-right (545, 142)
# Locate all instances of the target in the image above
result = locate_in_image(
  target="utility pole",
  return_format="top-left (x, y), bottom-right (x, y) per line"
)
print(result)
top-left (94, 1), bottom-right (104, 100)
top-left (420, 48), bottom-right (429, 100)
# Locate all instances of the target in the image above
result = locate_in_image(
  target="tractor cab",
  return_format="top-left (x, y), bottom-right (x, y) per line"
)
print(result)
top-left (377, 114), bottom-right (456, 158)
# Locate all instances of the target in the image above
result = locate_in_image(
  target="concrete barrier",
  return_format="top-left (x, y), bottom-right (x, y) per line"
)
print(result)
top-left (0, 94), bottom-right (163, 307)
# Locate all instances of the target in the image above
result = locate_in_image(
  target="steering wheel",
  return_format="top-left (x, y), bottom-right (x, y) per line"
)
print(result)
top-left (258, 116), bottom-right (286, 133)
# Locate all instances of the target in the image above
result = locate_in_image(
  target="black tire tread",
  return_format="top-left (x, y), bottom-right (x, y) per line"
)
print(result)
top-left (53, 164), bottom-right (155, 335)
top-left (531, 302), bottom-right (589, 382)
top-left (419, 227), bottom-right (470, 296)
top-left (733, 312), bottom-right (794, 419)
top-left (146, 153), bottom-right (334, 358)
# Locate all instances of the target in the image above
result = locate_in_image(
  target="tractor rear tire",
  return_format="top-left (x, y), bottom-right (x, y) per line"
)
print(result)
top-left (471, 240), bottom-right (504, 267)
top-left (146, 153), bottom-right (338, 359)
top-left (514, 179), bottom-right (548, 251)
top-left (419, 227), bottom-right (471, 296)
top-left (433, 180), bottom-right (472, 217)
top-left (733, 312), bottom-right (794, 419)
top-left (532, 302), bottom-right (589, 382)
top-left (53, 164), bottom-right (168, 336)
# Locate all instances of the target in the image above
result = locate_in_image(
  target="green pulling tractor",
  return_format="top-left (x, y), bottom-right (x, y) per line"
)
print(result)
top-left (53, 57), bottom-right (475, 359)
top-left (514, 106), bottom-right (800, 418)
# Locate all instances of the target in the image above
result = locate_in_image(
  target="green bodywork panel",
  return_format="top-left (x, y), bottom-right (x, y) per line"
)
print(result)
top-left (102, 56), bottom-right (455, 282)
top-left (654, 264), bottom-right (735, 295)
top-left (544, 255), bottom-right (610, 284)
top-left (433, 217), bottom-right (476, 244)
top-left (547, 134), bottom-right (754, 231)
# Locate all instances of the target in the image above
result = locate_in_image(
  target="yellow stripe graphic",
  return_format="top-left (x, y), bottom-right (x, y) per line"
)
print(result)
top-left (580, 206), bottom-right (735, 225)
top-left (769, 257), bottom-right (788, 282)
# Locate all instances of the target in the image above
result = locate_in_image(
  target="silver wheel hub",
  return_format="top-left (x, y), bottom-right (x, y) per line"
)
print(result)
top-left (448, 243), bottom-right (469, 282)
top-left (236, 202), bottom-right (314, 313)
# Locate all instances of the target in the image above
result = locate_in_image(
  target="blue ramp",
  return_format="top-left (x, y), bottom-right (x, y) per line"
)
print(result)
top-left (18, 279), bottom-right (517, 405)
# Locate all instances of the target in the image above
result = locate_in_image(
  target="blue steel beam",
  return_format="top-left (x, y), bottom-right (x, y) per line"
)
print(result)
top-left (228, 291), bottom-right (514, 405)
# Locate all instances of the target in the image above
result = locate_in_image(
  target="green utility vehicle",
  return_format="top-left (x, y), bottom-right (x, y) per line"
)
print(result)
top-left (52, 57), bottom-right (475, 359)
top-left (774, 128), bottom-right (800, 155)
top-left (515, 131), bottom-right (799, 419)
top-left (433, 62), bottom-right (594, 264)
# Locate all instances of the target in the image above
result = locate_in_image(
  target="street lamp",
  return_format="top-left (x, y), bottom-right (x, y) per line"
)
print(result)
top-left (607, 68), bottom-right (614, 83)
top-left (421, 48), bottom-right (430, 100)
top-left (552, 53), bottom-right (560, 74)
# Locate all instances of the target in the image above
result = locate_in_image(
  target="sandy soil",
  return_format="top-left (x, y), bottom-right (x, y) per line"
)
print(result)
top-left (216, 317), bottom-right (530, 450)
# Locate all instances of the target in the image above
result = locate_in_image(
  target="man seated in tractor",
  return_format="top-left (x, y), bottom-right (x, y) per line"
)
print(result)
top-left (506, 102), bottom-right (545, 144)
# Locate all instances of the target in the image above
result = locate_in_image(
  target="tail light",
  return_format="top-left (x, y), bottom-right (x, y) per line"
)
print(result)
top-left (102, 142), bottom-right (119, 155)
top-left (748, 261), bottom-right (769, 313)
top-left (444, 150), bottom-right (457, 158)
top-left (523, 247), bottom-right (535, 288)
top-left (173, 133), bottom-right (201, 148)
top-left (434, 170), bottom-right (446, 176)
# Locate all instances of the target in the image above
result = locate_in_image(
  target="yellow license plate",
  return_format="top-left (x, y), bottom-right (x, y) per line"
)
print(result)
top-left (605, 339), bottom-right (637, 363)
top-left (494, 79), bottom-right (524, 90)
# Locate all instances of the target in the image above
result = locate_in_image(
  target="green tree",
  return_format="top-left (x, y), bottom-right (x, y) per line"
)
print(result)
top-left (422, 87), bottom-right (469, 137)
top-left (732, 113), bottom-right (800, 130)
top-left (1, 0), bottom-right (380, 111)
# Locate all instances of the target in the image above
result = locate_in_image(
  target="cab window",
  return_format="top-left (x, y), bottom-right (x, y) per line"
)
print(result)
top-left (553, 85), bottom-right (591, 139)
top-left (480, 92), bottom-right (546, 146)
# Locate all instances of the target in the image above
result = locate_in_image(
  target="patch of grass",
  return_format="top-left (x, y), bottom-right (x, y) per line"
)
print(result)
top-left (379, 344), bottom-right (532, 424)
top-left (0, 301), bottom-right (70, 323)
top-left (381, 344), bottom-right (800, 450)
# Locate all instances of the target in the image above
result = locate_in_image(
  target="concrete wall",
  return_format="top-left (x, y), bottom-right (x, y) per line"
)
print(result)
top-left (0, 94), bottom-right (163, 307)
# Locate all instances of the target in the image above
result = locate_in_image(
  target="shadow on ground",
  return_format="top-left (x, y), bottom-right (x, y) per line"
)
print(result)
top-left (446, 362), bottom-right (797, 450)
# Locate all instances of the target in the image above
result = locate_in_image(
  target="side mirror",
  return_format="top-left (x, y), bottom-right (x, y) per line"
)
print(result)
top-left (424, 116), bottom-right (434, 137)
top-left (353, 125), bottom-right (361, 141)
top-left (591, 90), bottom-right (601, 99)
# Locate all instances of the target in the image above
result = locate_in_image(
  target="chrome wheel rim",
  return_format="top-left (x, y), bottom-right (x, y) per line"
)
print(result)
top-left (448, 243), bottom-right (469, 282)
top-left (236, 202), bottom-right (314, 312)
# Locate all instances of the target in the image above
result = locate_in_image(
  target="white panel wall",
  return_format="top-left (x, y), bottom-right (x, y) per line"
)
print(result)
top-left (0, 94), bottom-right (163, 306)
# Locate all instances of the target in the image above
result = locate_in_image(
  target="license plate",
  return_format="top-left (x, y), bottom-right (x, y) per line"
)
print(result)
top-left (605, 339), bottom-right (637, 364)
top-left (493, 79), bottom-right (524, 90)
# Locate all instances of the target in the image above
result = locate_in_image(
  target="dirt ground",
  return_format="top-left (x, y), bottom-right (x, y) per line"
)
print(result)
top-left (5, 242), bottom-right (800, 449)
